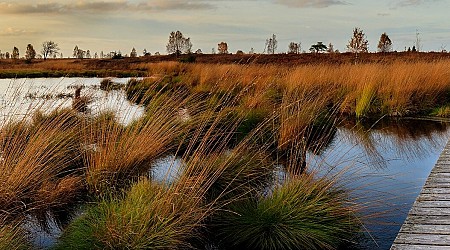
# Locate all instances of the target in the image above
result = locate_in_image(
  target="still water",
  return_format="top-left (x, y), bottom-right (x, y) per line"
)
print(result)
top-left (310, 119), bottom-right (450, 249)
top-left (1, 78), bottom-right (449, 249)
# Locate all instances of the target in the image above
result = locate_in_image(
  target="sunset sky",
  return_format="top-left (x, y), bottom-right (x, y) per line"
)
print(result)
top-left (0, 0), bottom-right (448, 57)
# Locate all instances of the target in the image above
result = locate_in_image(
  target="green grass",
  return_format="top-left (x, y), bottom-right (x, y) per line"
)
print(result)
top-left (213, 174), bottom-right (361, 250)
top-left (56, 178), bottom-right (207, 250)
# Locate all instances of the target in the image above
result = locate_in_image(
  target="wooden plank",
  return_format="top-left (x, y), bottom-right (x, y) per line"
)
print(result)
top-left (414, 200), bottom-right (450, 208)
top-left (399, 224), bottom-right (450, 234)
top-left (392, 244), bottom-right (450, 250)
top-left (403, 215), bottom-right (450, 225)
top-left (394, 233), bottom-right (450, 245)
top-left (417, 194), bottom-right (450, 201)
top-left (420, 188), bottom-right (450, 194)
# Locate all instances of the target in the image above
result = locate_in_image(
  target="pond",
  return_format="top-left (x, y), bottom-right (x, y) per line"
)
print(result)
top-left (311, 119), bottom-right (450, 249)
top-left (1, 78), bottom-right (449, 249)
top-left (0, 77), bottom-right (144, 124)
top-left (148, 118), bottom-right (450, 250)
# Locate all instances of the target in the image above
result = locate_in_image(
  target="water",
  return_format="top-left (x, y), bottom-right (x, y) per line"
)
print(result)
top-left (1, 78), bottom-right (448, 249)
top-left (0, 77), bottom-right (144, 125)
top-left (308, 119), bottom-right (450, 249)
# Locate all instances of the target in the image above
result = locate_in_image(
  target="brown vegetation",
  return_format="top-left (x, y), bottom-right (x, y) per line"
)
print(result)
top-left (0, 52), bottom-right (450, 78)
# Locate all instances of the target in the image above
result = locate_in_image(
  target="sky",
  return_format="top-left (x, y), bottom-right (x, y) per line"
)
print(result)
top-left (0, 0), bottom-right (449, 57)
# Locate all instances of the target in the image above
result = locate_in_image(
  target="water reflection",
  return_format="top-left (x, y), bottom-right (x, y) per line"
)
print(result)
top-left (0, 78), bottom-right (144, 125)
top-left (309, 118), bottom-right (450, 249)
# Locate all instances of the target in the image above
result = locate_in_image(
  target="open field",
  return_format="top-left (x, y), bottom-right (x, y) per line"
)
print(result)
top-left (0, 52), bottom-right (450, 78)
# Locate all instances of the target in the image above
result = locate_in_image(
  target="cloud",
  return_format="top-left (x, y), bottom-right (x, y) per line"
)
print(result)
top-left (0, 27), bottom-right (39, 36)
top-left (377, 13), bottom-right (390, 16)
top-left (0, 0), bottom-right (214, 14)
top-left (394, 0), bottom-right (441, 7)
top-left (273, 0), bottom-right (348, 8)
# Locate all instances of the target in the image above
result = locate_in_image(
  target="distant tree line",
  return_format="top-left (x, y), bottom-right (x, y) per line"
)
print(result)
top-left (0, 27), bottom-right (444, 61)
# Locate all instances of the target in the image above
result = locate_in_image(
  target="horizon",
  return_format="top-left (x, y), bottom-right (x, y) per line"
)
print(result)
top-left (0, 0), bottom-right (449, 57)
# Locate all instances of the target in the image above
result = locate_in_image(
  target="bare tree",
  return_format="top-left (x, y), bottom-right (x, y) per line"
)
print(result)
top-left (347, 27), bottom-right (369, 53)
top-left (12, 47), bottom-right (19, 59)
top-left (73, 45), bottom-right (86, 59)
top-left (327, 43), bottom-right (335, 53)
top-left (265, 34), bottom-right (277, 54)
top-left (41, 41), bottom-right (59, 60)
top-left (166, 31), bottom-right (192, 56)
top-left (25, 44), bottom-right (36, 61)
top-left (288, 42), bottom-right (300, 54)
top-left (218, 42), bottom-right (228, 54)
top-left (377, 32), bottom-right (392, 53)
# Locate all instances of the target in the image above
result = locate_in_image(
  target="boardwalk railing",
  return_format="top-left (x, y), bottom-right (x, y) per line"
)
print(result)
top-left (391, 140), bottom-right (450, 249)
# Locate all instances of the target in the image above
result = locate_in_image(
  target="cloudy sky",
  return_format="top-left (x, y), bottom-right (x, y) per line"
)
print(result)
top-left (0, 0), bottom-right (448, 57)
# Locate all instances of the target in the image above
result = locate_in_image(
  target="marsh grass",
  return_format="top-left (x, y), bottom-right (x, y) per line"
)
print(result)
top-left (56, 178), bottom-right (208, 249)
top-left (0, 222), bottom-right (31, 250)
top-left (0, 107), bottom-right (85, 226)
top-left (0, 62), bottom-right (417, 249)
top-left (83, 91), bottom-right (192, 195)
top-left (213, 173), bottom-right (361, 250)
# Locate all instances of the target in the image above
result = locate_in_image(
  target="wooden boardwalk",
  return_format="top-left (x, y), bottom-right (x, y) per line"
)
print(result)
top-left (391, 140), bottom-right (450, 249)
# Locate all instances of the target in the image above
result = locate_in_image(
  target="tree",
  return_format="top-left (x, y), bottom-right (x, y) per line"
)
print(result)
top-left (130, 48), bottom-right (137, 57)
top-left (86, 50), bottom-right (91, 59)
top-left (218, 42), bottom-right (228, 54)
top-left (25, 44), bottom-right (36, 61)
top-left (195, 49), bottom-right (203, 54)
top-left (73, 46), bottom-right (79, 58)
top-left (41, 41), bottom-right (59, 60)
top-left (265, 34), bottom-right (277, 54)
top-left (377, 33), bottom-right (392, 53)
top-left (5, 52), bottom-right (9, 59)
top-left (310, 42), bottom-right (327, 53)
top-left (12, 47), bottom-right (19, 59)
top-left (73, 46), bottom-right (86, 59)
top-left (327, 43), bottom-right (335, 53)
top-left (166, 31), bottom-right (192, 56)
top-left (347, 27), bottom-right (369, 53)
top-left (288, 42), bottom-right (300, 54)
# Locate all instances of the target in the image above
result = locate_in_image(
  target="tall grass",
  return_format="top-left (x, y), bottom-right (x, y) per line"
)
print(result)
top-left (213, 173), bottom-right (361, 250)
top-left (0, 108), bottom-right (84, 226)
top-left (56, 178), bottom-right (208, 249)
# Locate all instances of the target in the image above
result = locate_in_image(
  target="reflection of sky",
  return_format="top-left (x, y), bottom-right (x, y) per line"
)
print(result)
top-left (309, 124), bottom-right (450, 249)
top-left (0, 78), bottom-right (144, 125)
